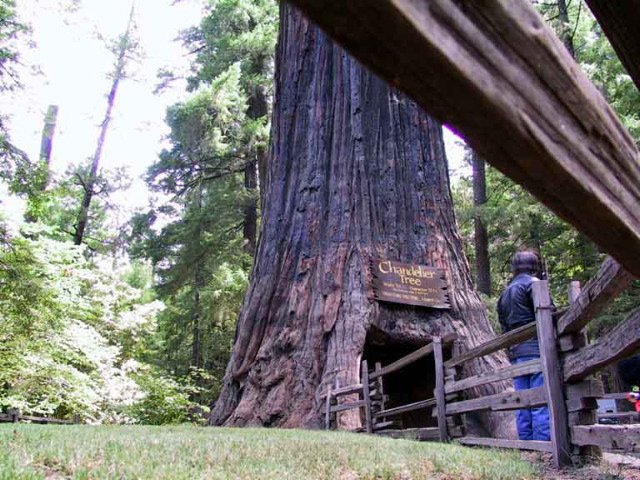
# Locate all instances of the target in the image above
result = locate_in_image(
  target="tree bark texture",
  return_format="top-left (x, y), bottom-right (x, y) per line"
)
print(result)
top-left (210, 4), bottom-right (513, 436)
top-left (471, 152), bottom-right (491, 296)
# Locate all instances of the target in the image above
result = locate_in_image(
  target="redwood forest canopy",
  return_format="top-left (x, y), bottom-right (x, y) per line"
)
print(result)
top-left (0, 0), bottom-right (638, 425)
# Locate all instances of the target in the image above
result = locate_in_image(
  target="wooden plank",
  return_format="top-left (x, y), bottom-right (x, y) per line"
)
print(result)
top-left (324, 384), bottom-right (333, 430)
top-left (558, 333), bottom-right (588, 353)
top-left (444, 323), bottom-right (536, 369)
top-left (330, 400), bottom-right (366, 413)
top-left (560, 281), bottom-right (589, 353)
top-left (558, 257), bottom-right (635, 336)
top-left (370, 333), bottom-right (455, 380)
top-left (564, 378), bottom-right (604, 400)
top-left (375, 361), bottom-right (386, 421)
top-left (330, 384), bottom-right (363, 397)
top-left (445, 359), bottom-right (541, 394)
top-left (371, 344), bottom-right (433, 380)
top-left (597, 412), bottom-right (640, 422)
top-left (585, 0), bottom-right (640, 92)
top-left (568, 281), bottom-right (582, 304)
top-left (569, 411), bottom-right (596, 427)
top-left (286, 0), bottom-right (640, 278)
top-left (372, 420), bottom-right (397, 430)
top-left (433, 337), bottom-right (448, 442)
top-left (377, 427), bottom-right (439, 441)
top-left (373, 398), bottom-right (436, 418)
top-left (377, 427), bottom-right (464, 441)
top-left (603, 393), bottom-right (631, 400)
top-left (458, 437), bottom-right (554, 453)
top-left (20, 416), bottom-right (73, 425)
top-left (361, 360), bottom-right (373, 434)
top-left (7, 408), bottom-right (20, 423)
top-left (565, 397), bottom-right (598, 414)
top-left (565, 379), bottom-right (604, 400)
top-left (533, 280), bottom-right (572, 467)
top-left (572, 425), bottom-right (640, 451)
top-left (563, 307), bottom-right (640, 382)
top-left (446, 386), bottom-right (547, 416)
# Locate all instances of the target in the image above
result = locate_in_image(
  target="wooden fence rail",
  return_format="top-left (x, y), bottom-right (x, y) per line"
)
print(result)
top-left (0, 409), bottom-right (80, 425)
top-left (324, 257), bottom-right (638, 469)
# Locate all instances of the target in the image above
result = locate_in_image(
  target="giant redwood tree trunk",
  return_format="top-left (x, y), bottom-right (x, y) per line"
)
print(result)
top-left (210, 4), bottom-right (513, 436)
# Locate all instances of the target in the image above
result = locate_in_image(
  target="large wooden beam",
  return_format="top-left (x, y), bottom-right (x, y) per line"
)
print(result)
top-left (563, 307), bottom-right (640, 382)
top-left (585, 0), bottom-right (640, 92)
top-left (286, 0), bottom-right (640, 277)
top-left (557, 257), bottom-right (635, 336)
top-left (571, 425), bottom-right (640, 452)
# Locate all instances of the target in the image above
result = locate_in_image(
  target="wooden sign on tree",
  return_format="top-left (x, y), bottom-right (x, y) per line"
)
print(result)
top-left (369, 258), bottom-right (451, 309)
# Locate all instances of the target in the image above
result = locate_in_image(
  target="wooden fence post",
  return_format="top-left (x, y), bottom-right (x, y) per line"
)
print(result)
top-left (375, 361), bottom-right (386, 424)
top-left (533, 280), bottom-right (572, 467)
top-left (7, 408), bottom-right (20, 423)
top-left (324, 384), bottom-right (333, 430)
top-left (361, 360), bottom-right (373, 433)
top-left (433, 337), bottom-right (448, 442)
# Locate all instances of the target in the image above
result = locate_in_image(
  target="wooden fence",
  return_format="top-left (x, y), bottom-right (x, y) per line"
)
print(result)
top-left (0, 408), bottom-right (80, 425)
top-left (324, 256), bottom-right (639, 468)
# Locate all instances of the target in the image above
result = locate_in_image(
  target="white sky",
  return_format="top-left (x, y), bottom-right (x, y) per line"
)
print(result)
top-left (1, 0), bottom-right (467, 224)
top-left (2, 0), bottom-right (203, 214)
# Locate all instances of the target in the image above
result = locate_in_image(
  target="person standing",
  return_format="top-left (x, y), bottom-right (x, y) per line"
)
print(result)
top-left (497, 250), bottom-right (550, 441)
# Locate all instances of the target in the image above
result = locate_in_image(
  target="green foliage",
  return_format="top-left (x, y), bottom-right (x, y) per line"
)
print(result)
top-left (131, 64), bottom-right (255, 404)
top-left (0, 0), bottom-right (28, 92)
top-left (123, 369), bottom-right (197, 425)
top-left (0, 217), bottom-right (169, 421)
top-left (40, 163), bottom-right (132, 252)
top-left (453, 159), bottom-right (602, 303)
top-left (534, 0), bottom-right (640, 140)
top-left (184, 0), bottom-right (278, 91)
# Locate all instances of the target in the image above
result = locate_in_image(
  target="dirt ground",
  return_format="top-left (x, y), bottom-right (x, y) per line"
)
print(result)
top-left (521, 452), bottom-right (640, 480)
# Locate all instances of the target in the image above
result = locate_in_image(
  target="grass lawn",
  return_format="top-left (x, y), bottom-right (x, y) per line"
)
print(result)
top-left (0, 424), bottom-right (539, 479)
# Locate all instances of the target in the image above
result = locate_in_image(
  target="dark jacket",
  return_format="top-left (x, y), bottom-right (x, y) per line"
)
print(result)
top-left (497, 273), bottom-right (540, 359)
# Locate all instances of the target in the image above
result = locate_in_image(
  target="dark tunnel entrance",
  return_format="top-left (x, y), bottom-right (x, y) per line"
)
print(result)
top-left (363, 328), bottom-right (447, 429)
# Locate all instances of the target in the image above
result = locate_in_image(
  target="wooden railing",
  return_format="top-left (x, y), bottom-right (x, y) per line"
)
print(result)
top-left (324, 256), bottom-right (639, 468)
top-left (0, 408), bottom-right (80, 425)
top-left (324, 333), bottom-right (456, 441)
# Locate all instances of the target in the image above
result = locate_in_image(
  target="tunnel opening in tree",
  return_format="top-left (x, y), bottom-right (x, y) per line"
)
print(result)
top-left (363, 326), bottom-right (450, 429)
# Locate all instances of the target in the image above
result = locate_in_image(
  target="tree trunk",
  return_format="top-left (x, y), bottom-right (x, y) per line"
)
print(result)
top-left (242, 160), bottom-right (258, 255)
top-left (243, 84), bottom-right (269, 255)
top-left (557, 0), bottom-right (576, 58)
top-left (472, 152), bottom-right (491, 296)
top-left (38, 105), bottom-right (58, 190)
top-left (25, 105), bottom-right (59, 223)
top-left (191, 185), bottom-right (204, 370)
top-left (210, 4), bottom-right (513, 437)
top-left (74, 7), bottom-right (133, 246)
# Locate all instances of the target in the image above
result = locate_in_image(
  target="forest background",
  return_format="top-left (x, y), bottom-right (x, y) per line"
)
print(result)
top-left (0, 0), bottom-right (638, 424)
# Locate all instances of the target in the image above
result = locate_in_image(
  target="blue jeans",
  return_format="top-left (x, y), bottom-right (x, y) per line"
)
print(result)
top-left (512, 356), bottom-right (550, 441)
